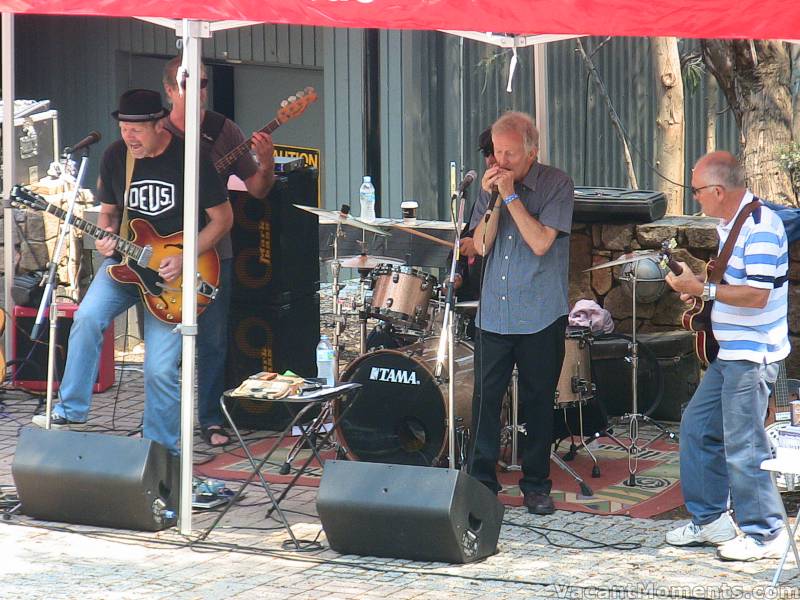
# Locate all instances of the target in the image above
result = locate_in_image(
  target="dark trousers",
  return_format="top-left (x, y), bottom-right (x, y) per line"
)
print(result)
top-left (467, 316), bottom-right (566, 495)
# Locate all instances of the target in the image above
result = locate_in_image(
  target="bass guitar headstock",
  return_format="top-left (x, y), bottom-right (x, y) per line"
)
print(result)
top-left (276, 87), bottom-right (318, 124)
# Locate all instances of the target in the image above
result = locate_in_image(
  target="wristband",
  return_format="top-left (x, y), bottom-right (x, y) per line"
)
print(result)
top-left (503, 193), bottom-right (519, 205)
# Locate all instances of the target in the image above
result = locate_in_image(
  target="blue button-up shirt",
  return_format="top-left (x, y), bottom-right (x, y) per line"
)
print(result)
top-left (468, 161), bottom-right (574, 335)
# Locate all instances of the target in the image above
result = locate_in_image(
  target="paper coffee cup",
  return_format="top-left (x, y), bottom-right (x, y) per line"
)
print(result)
top-left (401, 201), bottom-right (418, 224)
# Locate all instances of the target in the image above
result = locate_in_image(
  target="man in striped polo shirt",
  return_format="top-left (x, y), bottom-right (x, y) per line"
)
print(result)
top-left (664, 151), bottom-right (790, 561)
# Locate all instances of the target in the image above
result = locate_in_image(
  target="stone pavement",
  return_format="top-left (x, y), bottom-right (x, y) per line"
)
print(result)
top-left (1, 365), bottom-right (798, 599)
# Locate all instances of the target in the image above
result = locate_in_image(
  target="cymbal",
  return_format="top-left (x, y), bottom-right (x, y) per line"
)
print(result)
top-left (332, 255), bottom-right (404, 269)
top-left (292, 204), bottom-right (388, 236)
top-left (584, 251), bottom-right (662, 272)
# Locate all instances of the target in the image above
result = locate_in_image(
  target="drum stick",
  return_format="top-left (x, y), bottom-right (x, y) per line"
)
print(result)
top-left (393, 225), bottom-right (453, 248)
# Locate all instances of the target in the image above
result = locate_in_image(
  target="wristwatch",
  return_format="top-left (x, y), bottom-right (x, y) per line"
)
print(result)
top-left (700, 282), bottom-right (717, 302)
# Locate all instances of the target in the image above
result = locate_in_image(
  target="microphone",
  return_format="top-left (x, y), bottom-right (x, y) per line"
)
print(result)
top-left (457, 170), bottom-right (478, 194)
top-left (484, 186), bottom-right (500, 223)
top-left (64, 131), bottom-right (101, 154)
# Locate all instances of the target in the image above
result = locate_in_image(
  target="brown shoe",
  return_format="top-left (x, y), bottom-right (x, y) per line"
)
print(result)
top-left (524, 492), bottom-right (555, 515)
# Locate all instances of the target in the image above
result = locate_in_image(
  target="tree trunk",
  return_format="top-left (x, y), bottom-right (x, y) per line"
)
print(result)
top-left (651, 37), bottom-right (685, 215)
top-left (705, 70), bottom-right (718, 154)
top-left (703, 40), bottom-right (796, 205)
top-left (791, 44), bottom-right (800, 142)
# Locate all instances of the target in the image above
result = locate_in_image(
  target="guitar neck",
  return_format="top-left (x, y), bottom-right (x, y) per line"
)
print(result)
top-left (43, 203), bottom-right (145, 262)
top-left (214, 118), bottom-right (281, 173)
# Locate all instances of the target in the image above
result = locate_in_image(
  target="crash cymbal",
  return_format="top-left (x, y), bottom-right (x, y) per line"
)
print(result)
top-left (332, 255), bottom-right (405, 269)
top-left (292, 204), bottom-right (389, 236)
top-left (584, 250), bottom-right (662, 272)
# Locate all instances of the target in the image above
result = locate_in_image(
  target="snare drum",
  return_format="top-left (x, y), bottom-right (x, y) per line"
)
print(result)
top-left (369, 265), bottom-right (438, 330)
top-left (555, 327), bottom-right (594, 407)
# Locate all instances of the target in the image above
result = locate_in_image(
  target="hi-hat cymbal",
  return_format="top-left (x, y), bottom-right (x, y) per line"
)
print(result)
top-left (331, 255), bottom-right (404, 269)
top-left (292, 204), bottom-right (389, 236)
top-left (584, 251), bottom-right (662, 272)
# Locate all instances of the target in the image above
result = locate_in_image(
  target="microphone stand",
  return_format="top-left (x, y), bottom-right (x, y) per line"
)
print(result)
top-left (35, 151), bottom-right (89, 429)
top-left (434, 189), bottom-right (466, 469)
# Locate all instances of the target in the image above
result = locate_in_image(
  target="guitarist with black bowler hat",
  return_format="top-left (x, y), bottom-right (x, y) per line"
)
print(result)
top-left (32, 88), bottom-right (232, 455)
top-left (664, 151), bottom-right (790, 562)
top-left (162, 56), bottom-right (274, 448)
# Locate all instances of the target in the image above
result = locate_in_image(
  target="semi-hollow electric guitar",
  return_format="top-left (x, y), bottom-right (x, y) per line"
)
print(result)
top-left (214, 87), bottom-right (317, 174)
top-left (680, 259), bottom-right (718, 367)
top-left (11, 186), bottom-right (220, 324)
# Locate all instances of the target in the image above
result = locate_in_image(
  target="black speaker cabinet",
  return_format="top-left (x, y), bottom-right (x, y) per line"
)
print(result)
top-left (224, 295), bottom-right (320, 430)
top-left (230, 168), bottom-right (320, 305)
top-left (317, 460), bottom-right (504, 563)
top-left (12, 428), bottom-right (178, 531)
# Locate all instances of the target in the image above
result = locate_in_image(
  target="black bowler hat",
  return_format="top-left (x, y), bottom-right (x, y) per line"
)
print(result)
top-left (112, 89), bottom-right (169, 122)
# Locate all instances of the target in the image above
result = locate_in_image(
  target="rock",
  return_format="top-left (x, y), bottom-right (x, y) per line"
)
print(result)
top-left (684, 225), bottom-right (719, 250)
top-left (636, 224), bottom-right (678, 248)
top-left (601, 224), bottom-right (635, 250)
top-left (651, 291), bottom-right (688, 327)
top-left (603, 285), bottom-right (655, 320)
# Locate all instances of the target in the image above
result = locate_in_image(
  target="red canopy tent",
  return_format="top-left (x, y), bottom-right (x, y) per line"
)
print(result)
top-left (2, 0), bottom-right (800, 40)
top-left (2, 1), bottom-right (798, 534)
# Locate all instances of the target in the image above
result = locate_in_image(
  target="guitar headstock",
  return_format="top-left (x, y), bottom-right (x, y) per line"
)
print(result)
top-left (658, 238), bottom-right (682, 275)
top-left (276, 87), bottom-right (318, 124)
top-left (10, 185), bottom-right (49, 212)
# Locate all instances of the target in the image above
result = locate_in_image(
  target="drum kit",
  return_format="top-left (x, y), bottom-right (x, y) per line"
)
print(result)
top-left (295, 204), bottom-right (675, 490)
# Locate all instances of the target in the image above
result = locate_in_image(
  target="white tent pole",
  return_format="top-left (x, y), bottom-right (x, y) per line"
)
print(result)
top-left (3, 13), bottom-right (15, 359)
top-left (533, 43), bottom-right (549, 164)
top-left (177, 19), bottom-right (208, 535)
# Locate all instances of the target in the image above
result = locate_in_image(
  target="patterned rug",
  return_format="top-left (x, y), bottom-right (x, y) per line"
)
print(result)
top-left (196, 434), bottom-right (683, 518)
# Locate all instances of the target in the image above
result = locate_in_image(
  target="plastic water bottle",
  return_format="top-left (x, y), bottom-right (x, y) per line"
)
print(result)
top-left (359, 176), bottom-right (376, 222)
top-left (316, 335), bottom-right (336, 387)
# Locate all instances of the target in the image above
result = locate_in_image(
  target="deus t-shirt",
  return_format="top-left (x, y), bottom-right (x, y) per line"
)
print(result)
top-left (97, 135), bottom-right (228, 237)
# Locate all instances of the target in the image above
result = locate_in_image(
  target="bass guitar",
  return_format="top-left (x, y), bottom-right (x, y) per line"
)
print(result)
top-left (11, 186), bottom-right (220, 324)
top-left (214, 87), bottom-right (317, 174)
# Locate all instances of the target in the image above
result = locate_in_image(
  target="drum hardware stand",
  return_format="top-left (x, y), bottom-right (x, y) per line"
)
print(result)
top-left (601, 269), bottom-right (677, 487)
top-left (279, 401), bottom-right (339, 475)
top-left (498, 364), bottom-right (594, 497)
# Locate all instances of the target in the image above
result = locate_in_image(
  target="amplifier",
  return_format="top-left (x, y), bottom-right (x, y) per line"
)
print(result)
top-left (229, 167), bottom-right (319, 304)
top-left (0, 107), bottom-right (59, 189)
top-left (11, 303), bottom-right (115, 393)
top-left (573, 187), bottom-right (667, 223)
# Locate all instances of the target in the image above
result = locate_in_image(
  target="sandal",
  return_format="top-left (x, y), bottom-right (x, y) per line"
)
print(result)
top-left (201, 425), bottom-right (231, 448)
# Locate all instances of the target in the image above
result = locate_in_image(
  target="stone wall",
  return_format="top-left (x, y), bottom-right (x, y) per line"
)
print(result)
top-left (569, 215), bottom-right (800, 378)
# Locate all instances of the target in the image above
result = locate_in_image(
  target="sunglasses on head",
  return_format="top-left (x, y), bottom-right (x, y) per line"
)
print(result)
top-left (179, 77), bottom-right (208, 90)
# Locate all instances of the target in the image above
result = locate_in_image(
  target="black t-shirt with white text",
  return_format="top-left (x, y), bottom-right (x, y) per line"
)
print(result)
top-left (97, 135), bottom-right (227, 237)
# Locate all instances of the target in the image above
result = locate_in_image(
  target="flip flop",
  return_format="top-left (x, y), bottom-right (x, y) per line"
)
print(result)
top-left (201, 425), bottom-right (231, 448)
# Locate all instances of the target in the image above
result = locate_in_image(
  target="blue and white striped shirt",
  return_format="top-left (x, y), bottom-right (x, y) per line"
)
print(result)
top-left (712, 192), bottom-right (790, 364)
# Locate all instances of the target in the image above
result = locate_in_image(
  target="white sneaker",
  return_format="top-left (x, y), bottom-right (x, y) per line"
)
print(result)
top-left (665, 513), bottom-right (737, 546)
top-left (717, 530), bottom-right (790, 562)
top-left (31, 413), bottom-right (78, 429)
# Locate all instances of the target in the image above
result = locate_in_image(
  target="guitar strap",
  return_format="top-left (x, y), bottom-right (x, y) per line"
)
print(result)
top-left (708, 198), bottom-right (761, 285)
top-left (120, 149), bottom-right (135, 242)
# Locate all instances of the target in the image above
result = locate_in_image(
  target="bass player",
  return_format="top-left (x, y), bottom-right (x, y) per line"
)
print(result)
top-left (32, 88), bottom-right (231, 454)
top-left (664, 151), bottom-right (790, 561)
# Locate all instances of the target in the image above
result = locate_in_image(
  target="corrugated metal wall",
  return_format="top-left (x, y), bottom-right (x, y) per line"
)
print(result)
top-left (375, 32), bottom-right (739, 218)
top-left (13, 15), bottom-right (323, 189)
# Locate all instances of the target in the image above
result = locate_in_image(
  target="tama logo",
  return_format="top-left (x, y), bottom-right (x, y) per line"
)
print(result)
top-left (369, 367), bottom-right (421, 385)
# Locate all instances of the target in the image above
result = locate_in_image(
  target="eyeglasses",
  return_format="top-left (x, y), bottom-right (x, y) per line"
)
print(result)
top-left (179, 77), bottom-right (209, 90)
top-left (690, 184), bottom-right (723, 196)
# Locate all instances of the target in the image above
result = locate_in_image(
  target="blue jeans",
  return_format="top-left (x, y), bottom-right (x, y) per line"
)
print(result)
top-left (54, 258), bottom-right (182, 453)
top-left (196, 258), bottom-right (231, 429)
top-left (679, 358), bottom-right (784, 541)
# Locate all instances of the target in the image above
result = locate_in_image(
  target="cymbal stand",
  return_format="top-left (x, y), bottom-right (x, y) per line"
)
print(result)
top-left (329, 221), bottom-right (346, 382)
top-left (357, 267), bottom-right (371, 355)
top-left (498, 364), bottom-right (593, 496)
top-left (603, 270), bottom-right (676, 487)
